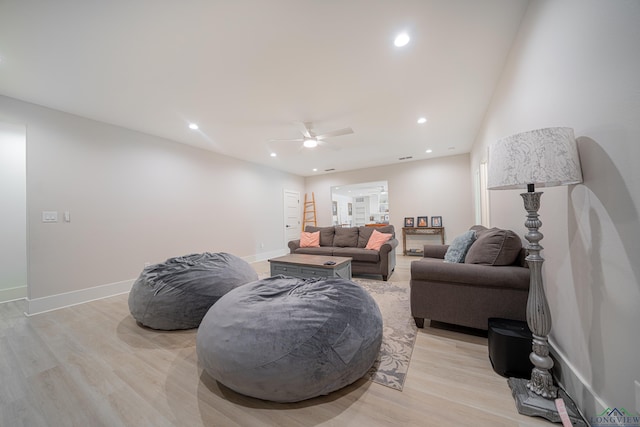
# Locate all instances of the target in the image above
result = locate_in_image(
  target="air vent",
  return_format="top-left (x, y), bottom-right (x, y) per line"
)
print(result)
top-left (398, 156), bottom-right (413, 161)
top-left (324, 168), bottom-right (335, 172)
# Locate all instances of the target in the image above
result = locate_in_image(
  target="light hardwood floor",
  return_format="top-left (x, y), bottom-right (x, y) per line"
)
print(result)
top-left (0, 256), bottom-right (552, 427)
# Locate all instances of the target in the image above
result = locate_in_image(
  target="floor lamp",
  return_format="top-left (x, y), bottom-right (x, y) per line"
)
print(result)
top-left (487, 127), bottom-right (586, 425)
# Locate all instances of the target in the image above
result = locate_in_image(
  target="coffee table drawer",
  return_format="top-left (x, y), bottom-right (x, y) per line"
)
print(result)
top-left (300, 267), bottom-right (331, 278)
top-left (271, 264), bottom-right (301, 275)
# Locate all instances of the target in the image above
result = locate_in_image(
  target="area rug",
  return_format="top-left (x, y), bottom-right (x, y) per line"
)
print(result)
top-left (353, 278), bottom-right (417, 391)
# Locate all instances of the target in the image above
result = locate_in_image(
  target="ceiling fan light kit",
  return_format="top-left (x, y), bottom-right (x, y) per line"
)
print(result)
top-left (303, 138), bottom-right (318, 148)
top-left (270, 122), bottom-right (353, 150)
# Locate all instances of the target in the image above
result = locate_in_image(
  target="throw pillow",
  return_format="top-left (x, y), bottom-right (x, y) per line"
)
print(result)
top-left (357, 225), bottom-right (395, 248)
top-left (365, 229), bottom-right (392, 250)
top-left (300, 231), bottom-right (320, 248)
top-left (304, 226), bottom-right (335, 246)
top-left (464, 228), bottom-right (522, 266)
top-left (443, 230), bottom-right (477, 263)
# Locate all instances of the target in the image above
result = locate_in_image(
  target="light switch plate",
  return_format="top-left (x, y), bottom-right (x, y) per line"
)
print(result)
top-left (42, 211), bottom-right (58, 222)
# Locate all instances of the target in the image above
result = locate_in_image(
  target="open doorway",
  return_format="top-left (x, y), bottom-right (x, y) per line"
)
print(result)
top-left (0, 121), bottom-right (28, 302)
top-left (330, 181), bottom-right (389, 227)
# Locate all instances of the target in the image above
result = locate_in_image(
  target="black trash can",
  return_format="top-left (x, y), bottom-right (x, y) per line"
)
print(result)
top-left (488, 318), bottom-right (534, 378)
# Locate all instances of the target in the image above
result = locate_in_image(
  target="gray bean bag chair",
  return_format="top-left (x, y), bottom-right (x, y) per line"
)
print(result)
top-left (128, 252), bottom-right (258, 330)
top-left (196, 276), bottom-right (383, 402)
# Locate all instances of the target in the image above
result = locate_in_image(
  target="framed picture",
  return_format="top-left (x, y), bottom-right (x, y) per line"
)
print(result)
top-left (348, 202), bottom-right (352, 216)
top-left (404, 217), bottom-right (415, 227)
top-left (431, 216), bottom-right (442, 227)
top-left (332, 201), bottom-right (338, 216)
top-left (417, 216), bottom-right (428, 227)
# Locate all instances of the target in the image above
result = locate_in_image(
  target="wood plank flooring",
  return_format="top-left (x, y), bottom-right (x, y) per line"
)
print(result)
top-left (0, 256), bottom-right (552, 426)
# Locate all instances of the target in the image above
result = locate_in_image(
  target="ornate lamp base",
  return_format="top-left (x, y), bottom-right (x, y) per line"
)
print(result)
top-left (508, 378), bottom-right (587, 426)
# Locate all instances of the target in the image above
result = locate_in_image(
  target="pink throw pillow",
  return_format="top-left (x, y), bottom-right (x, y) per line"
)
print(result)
top-left (300, 231), bottom-right (320, 248)
top-left (365, 229), bottom-right (392, 250)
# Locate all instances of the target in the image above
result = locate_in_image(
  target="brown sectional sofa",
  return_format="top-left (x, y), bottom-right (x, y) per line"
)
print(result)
top-left (410, 225), bottom-right (530, 330)
top-left (288, 225), bottom-right (398, 281)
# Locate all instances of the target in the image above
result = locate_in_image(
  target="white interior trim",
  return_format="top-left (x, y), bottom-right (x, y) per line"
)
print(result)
top-left (0, 285), bottom-right (28, 303)
top-left (26, 279), bottom-right (135, 316)
top-left (23, 249), bottom-right (288, 316)
top-left (551, 338), bottom-right (607, 423)
top-left (242, 248), bottom-right (288, 264)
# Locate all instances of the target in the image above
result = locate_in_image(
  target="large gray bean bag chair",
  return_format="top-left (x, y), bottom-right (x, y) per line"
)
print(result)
top-left (196, 276), bottom-right (383, 402)
top-left (128, 252), bottom-right (258, 330)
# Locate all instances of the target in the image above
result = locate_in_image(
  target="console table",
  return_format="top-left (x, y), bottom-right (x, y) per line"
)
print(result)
top-left (402, 227), bottom-right (445, 255)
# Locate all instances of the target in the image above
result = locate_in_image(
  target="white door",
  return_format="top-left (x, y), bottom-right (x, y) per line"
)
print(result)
top-left (353, 196), bottom-right (369, 226)
top-left (284, 190), bottom-right (300, 245)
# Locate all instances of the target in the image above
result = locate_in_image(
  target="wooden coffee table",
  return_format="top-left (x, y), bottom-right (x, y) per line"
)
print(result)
top-left (268, 254), bottom-right (352, 280)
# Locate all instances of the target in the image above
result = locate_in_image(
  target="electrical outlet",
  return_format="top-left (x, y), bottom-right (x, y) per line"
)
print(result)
top-left (42, 211), bottom-right (58, 222)
top-left (635, 380), bottom-right (640, 413)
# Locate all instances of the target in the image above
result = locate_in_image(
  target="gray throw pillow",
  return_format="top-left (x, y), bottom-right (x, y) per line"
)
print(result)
top-left (444, 230), bottom-right (477, 263)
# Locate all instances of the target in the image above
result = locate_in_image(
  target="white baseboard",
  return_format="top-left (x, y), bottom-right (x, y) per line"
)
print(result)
top-left (551, 337), bottom-right (607, 423)
top-left (23, 249), bottom-right (286, 316)
top-left (25, 279), bottom-right (135, 316)
top-left (0, 285), bottom-right (27, 303)
top-left (242, 248), bottom-right (288, 263)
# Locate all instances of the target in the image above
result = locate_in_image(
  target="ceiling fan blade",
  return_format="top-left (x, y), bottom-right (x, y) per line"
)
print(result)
top-left (268, 138), bottom-right (305, 143)
top-left (319, 141), bottom-right (341, 151)
top-left (297, 122), bottom-right (313, 138)
top-left (315, 127), bottom-right (354, 140)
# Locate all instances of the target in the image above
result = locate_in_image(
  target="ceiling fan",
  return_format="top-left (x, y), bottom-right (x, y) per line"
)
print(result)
top-left (269, 122), bottom-right (354, 148)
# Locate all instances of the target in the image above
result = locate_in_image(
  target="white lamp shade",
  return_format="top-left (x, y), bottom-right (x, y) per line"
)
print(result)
top-left (488, 127), bottom-right (583, 190)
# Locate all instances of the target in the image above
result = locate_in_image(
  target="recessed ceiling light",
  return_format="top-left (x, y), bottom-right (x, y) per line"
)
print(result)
top-left (425, 149), bottom-right (433, 153)
top-left (417, 117), bottom-right (427, 124)
top-left (312, 168), bottom-right (318, 172)
top-left (270, 152), bottom-right (277, 157)
top-left (394, 32), bottom-right (410, 47)
top-left (188, 123), bottom-right (199, 130)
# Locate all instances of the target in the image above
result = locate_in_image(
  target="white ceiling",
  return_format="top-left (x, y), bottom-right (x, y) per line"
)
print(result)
top-left (0, 0), bottom-right (528, 177)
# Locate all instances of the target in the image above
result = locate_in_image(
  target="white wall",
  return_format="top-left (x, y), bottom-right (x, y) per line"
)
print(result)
top-left (0, 96), bottom-right (304, 310)
top-left (305, 154), bottom-right (474, 244)
top-left (0, 121), bottom-right (27, 302)
top-left (471, 0), bottom-right (640, 419)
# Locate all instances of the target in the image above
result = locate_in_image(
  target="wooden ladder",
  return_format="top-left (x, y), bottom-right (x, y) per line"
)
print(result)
top-left (302, 192), bottom-right (317, 230)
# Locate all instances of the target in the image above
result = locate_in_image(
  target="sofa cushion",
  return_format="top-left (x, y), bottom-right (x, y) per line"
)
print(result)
top-left (465, 228), bottom-right (522, 266)
top-left (365, 229), bottom-right (392, 251)
top-left (305, 226), bottom-right (335, 247)
top-left (294, 247), bottom-right (335, 256)
top-left (300, 231), bottom-right (320, 248)
top-left (444, 230), bottom-right (477, 263)
top-left (333, 227), bottom-right (359, 247)
top-left (333, 247), bottom-right (380, 263)
top-left (357, 225), bottom-right (395, 248)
